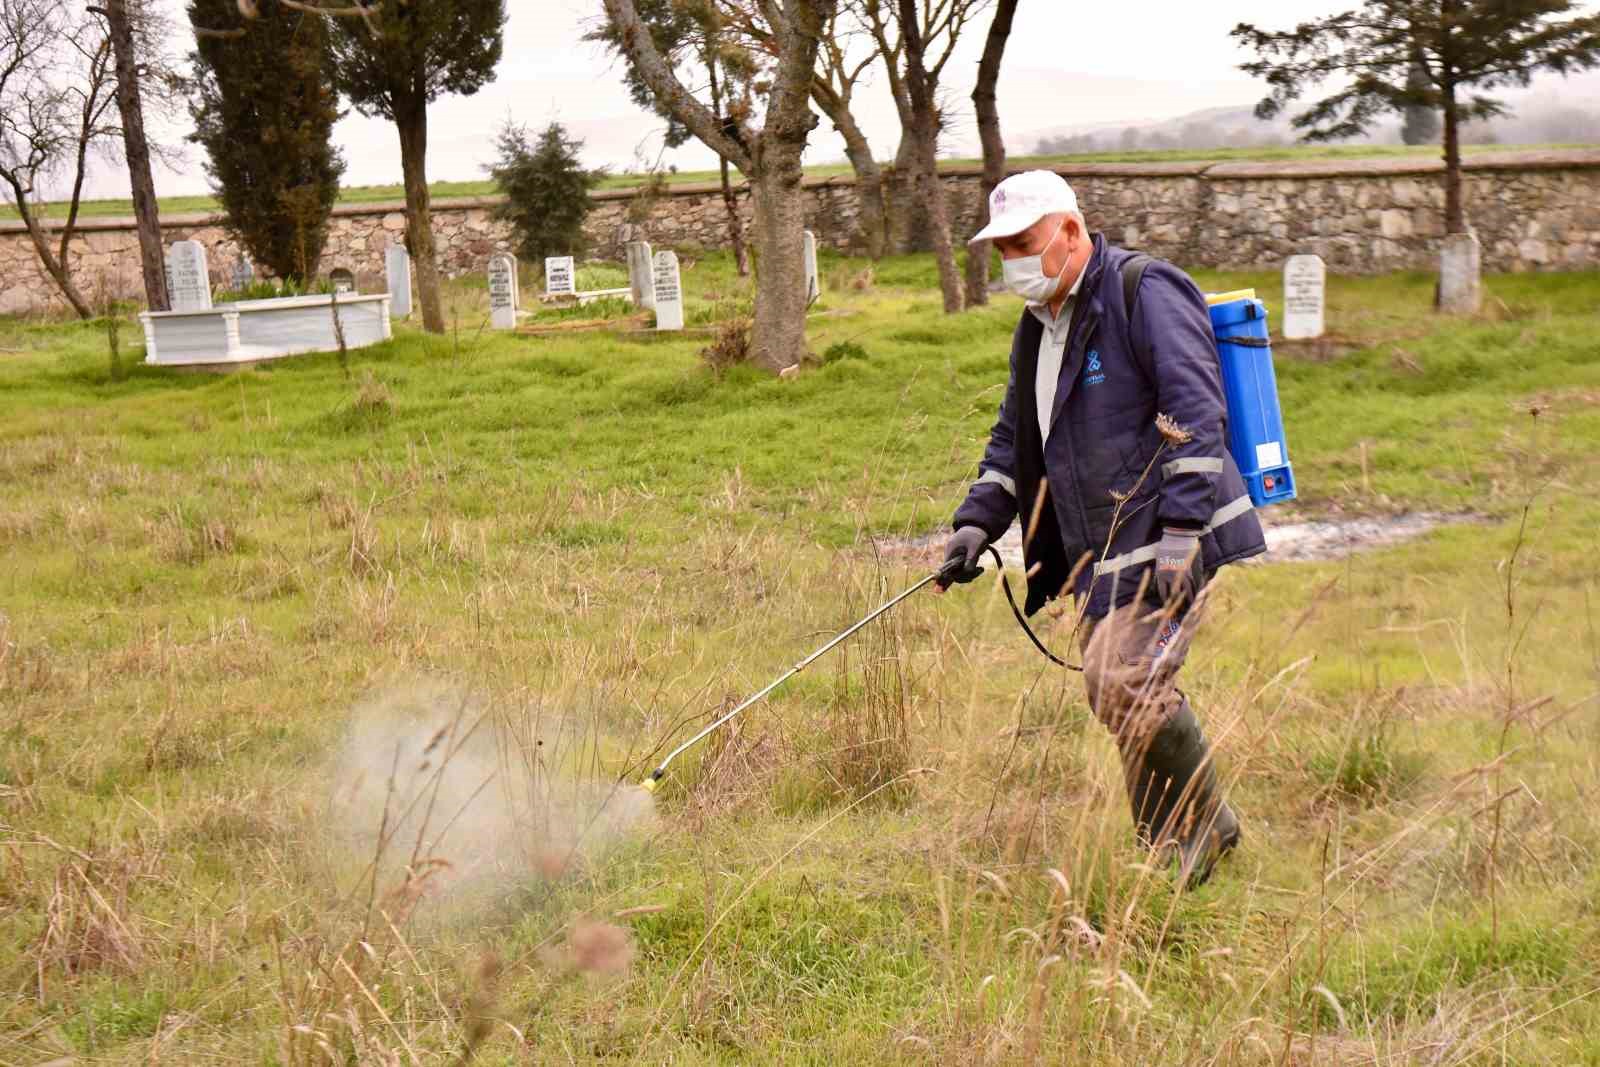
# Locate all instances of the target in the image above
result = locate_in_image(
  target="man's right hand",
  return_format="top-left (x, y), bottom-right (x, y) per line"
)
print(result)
top-left (936, 527), bottom-right (989, 590)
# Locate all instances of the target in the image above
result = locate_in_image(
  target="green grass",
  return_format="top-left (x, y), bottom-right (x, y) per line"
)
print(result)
top-left (3, 251), bottom-right (1600, 1063)
top-left (7, 142), bottom-right (1592, 221)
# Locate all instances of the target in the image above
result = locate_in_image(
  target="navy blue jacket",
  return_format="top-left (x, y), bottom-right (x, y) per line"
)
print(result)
top-left (953, 235), bottom-right (1266, 618)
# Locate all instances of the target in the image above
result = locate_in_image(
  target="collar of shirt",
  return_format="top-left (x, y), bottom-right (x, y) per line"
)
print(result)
top-left (1030, 246), bottom-right (1095, 447)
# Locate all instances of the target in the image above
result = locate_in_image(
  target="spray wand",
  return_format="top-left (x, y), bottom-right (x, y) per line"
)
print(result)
top-left (638, 545), bottom-right (1070, 795)
top-left (638, 560), bottom-right (961, 794)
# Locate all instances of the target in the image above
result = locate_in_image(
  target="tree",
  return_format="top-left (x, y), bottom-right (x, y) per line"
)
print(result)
top-left (188, 0), bottom-right (345, 282)
top-left (1400, 56), bottom-right (1439, 145)
top-left (326, 0), bottom-right (504, 333)
top-left (720, 2), bottom-right (888, 259)
top-left (858, 0), bottom-right (989, 286)
top-left (97, 0), bottom-right (171, 311)
top-left (588, 0), bottom-right (755, 275)
top-left (487, 120), bottom-right (602, 265)
top-left (1233, 2), bottom-right (1600, 240)
top-left (0, 0), bottom-right (118, 318)
top-left (963, 0), bottom-right (1016, 308)
top-left (893, 0), bottom-right (966, 312)
top-left (601, 0), bottom-right (833, 373)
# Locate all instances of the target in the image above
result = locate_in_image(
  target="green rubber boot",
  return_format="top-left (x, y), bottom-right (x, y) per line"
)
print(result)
top-left (1123, 703), bottom-right (1240, 889)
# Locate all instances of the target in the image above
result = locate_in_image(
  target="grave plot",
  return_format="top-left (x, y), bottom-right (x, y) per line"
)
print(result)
top-left (141, 241), bottom-right (391, 368)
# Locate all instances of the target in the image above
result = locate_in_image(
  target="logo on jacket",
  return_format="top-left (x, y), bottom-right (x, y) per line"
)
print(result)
top-left (1084, 349), bottom-right (1105, 387)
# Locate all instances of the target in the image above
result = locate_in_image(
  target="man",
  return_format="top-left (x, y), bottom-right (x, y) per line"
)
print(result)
top-left (937, 170), bottom-right (1266, 887)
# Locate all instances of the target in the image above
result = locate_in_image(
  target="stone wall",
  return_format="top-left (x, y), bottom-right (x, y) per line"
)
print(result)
top-left (3, 149), bottom-right (1597, 315)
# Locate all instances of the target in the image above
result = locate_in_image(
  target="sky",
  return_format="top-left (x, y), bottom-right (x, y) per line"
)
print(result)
top-left (67, 0), bottom-right (1600, 201)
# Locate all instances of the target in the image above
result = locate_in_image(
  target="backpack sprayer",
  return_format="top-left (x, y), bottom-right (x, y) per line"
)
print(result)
top-left (639, 285), bottom-right (1297, 794)
top-left (1205, 288), bottom-right (1296, 507)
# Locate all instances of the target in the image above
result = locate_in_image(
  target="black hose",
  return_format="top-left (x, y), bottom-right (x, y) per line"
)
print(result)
top-left (986, 545), bottom-right (1081, 672)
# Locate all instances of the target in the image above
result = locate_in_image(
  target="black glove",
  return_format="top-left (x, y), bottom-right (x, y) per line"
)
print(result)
top-left (1153, 527), bottom-right (1201, 604)
top-left (937, 526), bottom-right (989, 589)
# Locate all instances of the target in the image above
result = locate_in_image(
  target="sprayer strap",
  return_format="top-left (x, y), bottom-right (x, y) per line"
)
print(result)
top-left (987, 546), bottom-right (1082, 672)
top-left (1215, 335), bottom-right (1271, 348)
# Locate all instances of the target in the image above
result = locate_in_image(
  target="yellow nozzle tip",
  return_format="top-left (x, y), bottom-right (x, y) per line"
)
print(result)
top-left (639, 778), bottom-right (657, 794)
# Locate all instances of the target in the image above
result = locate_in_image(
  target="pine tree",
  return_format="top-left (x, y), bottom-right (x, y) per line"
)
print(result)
top-left (488, 122), bottom-right (602, 265)
top-left (188, 0), bottom-right (344, 283)
top-left (326, 0), bottom-right (504, 334)
top-left (1233, 1), bottom-right (1600, 237)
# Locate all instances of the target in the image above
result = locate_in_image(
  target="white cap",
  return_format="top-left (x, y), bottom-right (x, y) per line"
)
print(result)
top-left (968, 170), bottom-right (1079, 246)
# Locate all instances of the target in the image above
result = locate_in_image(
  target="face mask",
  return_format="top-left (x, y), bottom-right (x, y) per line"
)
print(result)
top-left (1001, 217), bottom-right (1071, 305)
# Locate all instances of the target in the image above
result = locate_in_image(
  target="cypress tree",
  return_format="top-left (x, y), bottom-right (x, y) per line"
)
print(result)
top-left (187, 0), bottom-right (344, 283)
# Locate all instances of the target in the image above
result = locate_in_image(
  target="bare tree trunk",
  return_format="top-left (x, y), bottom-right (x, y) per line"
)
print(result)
top-left (720, 157), bottom-right (749, 276)
top-left (396, 101), bottom-right (444, 334)
top-left (898, 0), bottom-right (960, 313)
top-left (1441, 83), bottom-right (1464, 234)
top-left (839, 125), bottom-right (888, 259)
top-left (598, 0), bottom-right (827, 375)
top-left (911, 129), bottom-right (961, 312)
top-left (12, 207), bottom-right (93, 318)
top-left (748, 157), bottom-right (809, 372)
top-left (814, 85), bottom-right (887, 258)
top-left (885, 135), bottom-right (920, 254)
top-left (104, 0), bottom-right (167, 311)
top-left (964, 0), bottom-right (1017, 308)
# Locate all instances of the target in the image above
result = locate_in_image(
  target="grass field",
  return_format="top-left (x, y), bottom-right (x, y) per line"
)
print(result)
top-left (3, 251), bottom-right (1600, 1064)
top-left (5, 142), bottom-right (1592, 222)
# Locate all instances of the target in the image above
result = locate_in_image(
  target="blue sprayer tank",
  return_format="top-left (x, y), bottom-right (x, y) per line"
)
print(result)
top-left (1205, 289), bottom-right (1296, 507)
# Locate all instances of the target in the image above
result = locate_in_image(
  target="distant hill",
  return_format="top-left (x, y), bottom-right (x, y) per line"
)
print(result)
top-left (1015, 72), bottom-right (1600, 157)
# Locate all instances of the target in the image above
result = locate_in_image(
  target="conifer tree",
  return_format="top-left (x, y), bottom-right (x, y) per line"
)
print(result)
top-left (188, 0), bottom-right (344, 283)
top-left (326, 0), bottom-right (504, 334)
top-left (487, 121), bottom-right (601, 266)
top-left (1234, 1), bottom-right (1600, 237)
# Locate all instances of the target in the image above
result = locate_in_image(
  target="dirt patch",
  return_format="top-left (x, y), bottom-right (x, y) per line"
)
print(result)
top-left (873, 511), bottom-right (1483, 569)
top-left (1257, 511), bottom-right (1482, 562)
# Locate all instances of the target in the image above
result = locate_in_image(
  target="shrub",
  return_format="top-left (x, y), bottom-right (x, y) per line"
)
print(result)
top-left (699, 317), bottom-right (752, 377)
top-left (488, 121), bottom-right (603, 265)
top-left (821, 341), bottom-right (867, 364)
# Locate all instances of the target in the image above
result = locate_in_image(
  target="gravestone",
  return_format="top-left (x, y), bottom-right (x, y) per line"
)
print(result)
top-left (1281, 254), bottom-right (1326, 340)
top-left (165, 241), bottom-right (212, 311)
top-left (329, 268), bottom-right (356, 294)
top-left (802, 230), bottom-right (820, 306)
top-left (385, 244), bottom-right (412, 318)
top-left (1437, 232), bottom-right (1482, 313)
top-left (230, 257), bottom-right (254, 291)
top-left (544, 256), bottom-right (575, 298)
top-left (488, 253), bottom-right (518, 330)
top-left (626, 240), bottom-right (655, 309)
top-left (651, 250), bottom-right (683, 332)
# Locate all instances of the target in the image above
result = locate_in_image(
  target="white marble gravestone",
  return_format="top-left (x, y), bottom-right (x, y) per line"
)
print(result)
top-left (488, 253), bottom-right (518, 330)
top-left (385, 244), bottom-right (412, 318)
top-left (544, 256), bottom-right (576, 298)
top-left (626, 240), bottom-right (655, 309)
top-left (230, 257), bottom-right (254, 291)
top-left (1281, 254), bottom-right (1326, 340)
top-left (165, 241), bottom-right (212, 311)
top-left (1437, 233), bottom-right (1482, 313)
top-left (651, 250), bottom-right (683, 331)
top-left (802, 230), bottom-right (820, 305)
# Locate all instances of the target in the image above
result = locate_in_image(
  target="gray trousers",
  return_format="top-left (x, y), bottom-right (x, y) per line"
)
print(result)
top-left (1077, 595), bottom-right (1202, 745)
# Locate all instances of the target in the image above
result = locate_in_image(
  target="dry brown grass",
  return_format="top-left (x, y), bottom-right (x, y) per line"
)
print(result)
top-left (147, 502), bottom-right (240, 565)
top-left (698, 316), bottom-right (752, 376)
top-left (30, 843), bottom-right (158, 994)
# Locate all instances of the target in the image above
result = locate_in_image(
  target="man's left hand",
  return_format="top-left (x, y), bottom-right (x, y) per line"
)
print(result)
top-left (1153, 527), bottom-right (1201, 604)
